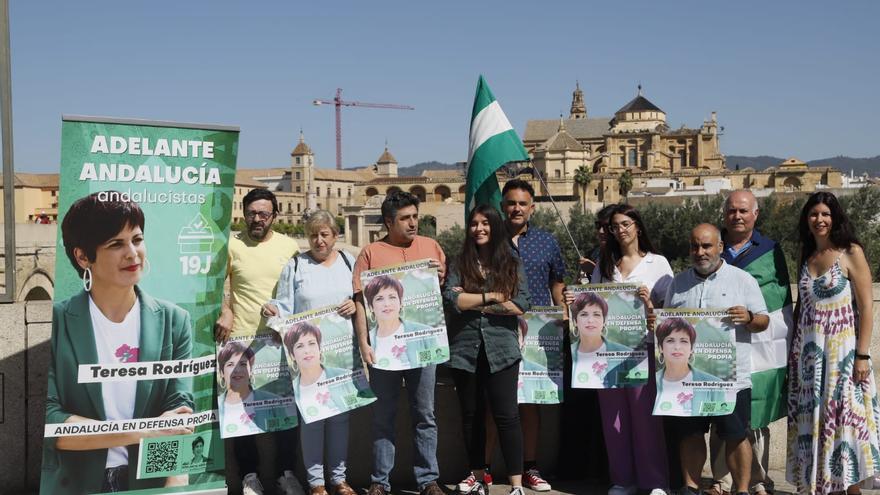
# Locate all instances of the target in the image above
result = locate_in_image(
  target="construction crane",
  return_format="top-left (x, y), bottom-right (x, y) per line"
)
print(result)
top-left (313, 88), bottom-right (414, 170)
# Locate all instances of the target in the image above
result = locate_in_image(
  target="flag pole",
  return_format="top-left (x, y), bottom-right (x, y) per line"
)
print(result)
top-left (524, 160), bottom-right (584, 261)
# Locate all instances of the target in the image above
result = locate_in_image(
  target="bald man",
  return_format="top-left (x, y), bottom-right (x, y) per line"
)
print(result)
top-left (707, 191), bottom-right (793, 495)
top-left (663, 224), bottom-right (770, 495)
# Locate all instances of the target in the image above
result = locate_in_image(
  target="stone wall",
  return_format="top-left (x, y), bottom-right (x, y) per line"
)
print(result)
top-left (4, 287), bottom-right (880, 493)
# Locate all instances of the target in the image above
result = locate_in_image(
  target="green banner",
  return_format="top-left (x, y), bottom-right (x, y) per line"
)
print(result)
top-left (568, 284), bottom-right (649, 389)
top-left (269, 304), bottom-right (376, 423)
top-left (517, 306), bottom-right (564, 404)
top-left (361, 259), bottom-right (449, 370)
top-left (653, 309), bottom-right (737, 417)
top-left (40, 116), bottom-right (237, 494)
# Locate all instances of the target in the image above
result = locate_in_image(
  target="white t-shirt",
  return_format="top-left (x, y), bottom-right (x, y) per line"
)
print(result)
top-left (221, 391), bottom-right (264, 436)
top-left (271, 251), bottom-right (356, 316)
top-left (662, 370), bottom-right (694, 416)
top-left (574, 342), bottom-right (607, 388)
top-left (591, 252), bottom-right (674, 307)
top-left (298, 370), bottom-right (336, 421)
top-left (373, 322), bottom-right (407, 370)
top-left (89, 296), bottom-right (141, 468)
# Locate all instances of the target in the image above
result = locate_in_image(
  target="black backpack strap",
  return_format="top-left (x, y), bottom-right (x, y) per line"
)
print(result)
top-left (340, 251), bottom-right (353, 272)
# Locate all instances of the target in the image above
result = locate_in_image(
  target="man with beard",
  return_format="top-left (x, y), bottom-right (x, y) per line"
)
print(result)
top-left (215, 189), bottom-right (304, 495)
top-left (664, 224), bottom-right (769, 495)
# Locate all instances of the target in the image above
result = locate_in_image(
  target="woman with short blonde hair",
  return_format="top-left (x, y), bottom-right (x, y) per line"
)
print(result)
top-left (263, 209), bottom-right (357, 495)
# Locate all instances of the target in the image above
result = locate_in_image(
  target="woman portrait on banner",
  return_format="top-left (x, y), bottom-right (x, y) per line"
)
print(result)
top-left (787, 192), bottom-right (880, 495)
top-left (565, 203), bottom-right (673, 495)
top-left (443, 204), bottom-right (531, 495)
top-left (364, 274), bottom-right (436, 370)
top-left (217, 340), bottom-right (294, 436)
top-left (518, 315), bottom-right (564, 402)
top-left (42, 192), bottom-right (194, 494)
top-left (654, 317), bottom-right (723, 416)
top-left (261, 209), bottom-right (358, 495)
top-left (569, 291), bottom-right (633, 388)
top-left (282, 322), bottom-right (365, 421)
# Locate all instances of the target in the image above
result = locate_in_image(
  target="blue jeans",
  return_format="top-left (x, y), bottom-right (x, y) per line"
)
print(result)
top-left (369, 365), bottom-right (439, 490)
top-left (300, 411), bottom-right (350, 488)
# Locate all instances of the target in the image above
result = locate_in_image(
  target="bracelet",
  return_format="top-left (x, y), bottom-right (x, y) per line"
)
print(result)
top-left (746, 310), bottom-right (754, 324)
top-left (482, 292), bottom-right (487, 305)
top-left (856, 353), bottom-right (871, 360)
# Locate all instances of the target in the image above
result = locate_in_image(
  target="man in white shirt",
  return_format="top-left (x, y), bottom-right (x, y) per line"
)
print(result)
top-left (664, 224), bottom-right (769, 495)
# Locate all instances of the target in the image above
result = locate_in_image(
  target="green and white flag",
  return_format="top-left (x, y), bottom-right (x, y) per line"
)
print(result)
top-left (465, 75), bottom-right (529, 215)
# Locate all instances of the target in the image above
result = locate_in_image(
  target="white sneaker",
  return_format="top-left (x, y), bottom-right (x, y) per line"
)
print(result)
top-left (649, 489), bottom-right (668, 495)
top-left (277, 470), bottom-right (306, 495)
top-left (243, 473), bottom-right (265, 495)
top-left (458, 472), bottom-right (478, 493)
top-left (609, 485), bottom-right (638, 495)
top-left (509, 487), bottom-right (526, 495)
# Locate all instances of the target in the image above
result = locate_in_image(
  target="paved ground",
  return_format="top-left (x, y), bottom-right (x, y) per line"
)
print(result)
top-left (11, 471), bottom-right (880, 495)
top-left (426, 471), bottom-right (879, 495)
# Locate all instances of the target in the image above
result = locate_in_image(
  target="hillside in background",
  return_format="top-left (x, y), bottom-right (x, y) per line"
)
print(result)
top-left (397, 161), bottom-right (460, 176)
top-left (726, 155), bottom-right (880, 176)
top-left (395, 156), bottom-right (880, 177)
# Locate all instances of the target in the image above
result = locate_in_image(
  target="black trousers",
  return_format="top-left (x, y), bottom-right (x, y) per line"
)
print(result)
top-left (557, 330), bottom-right (608, 482)
top-left (452, 346), bottom-right (523, 476)
top-left (233, 426), bottom-right (298, 476)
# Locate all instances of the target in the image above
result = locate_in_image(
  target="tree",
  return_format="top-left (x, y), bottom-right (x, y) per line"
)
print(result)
top-left (574, 165), bottom-right (593, 214)
top-left (419, 215), bottom-right (437, 238)
top-left (436, 224), bottom-right (465, 265)
top-left (618, 169), bottom-right (633, 202)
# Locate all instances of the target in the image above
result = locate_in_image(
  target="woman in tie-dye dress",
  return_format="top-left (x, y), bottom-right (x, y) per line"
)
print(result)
top-left (788, 192), bottom-right (880, 495)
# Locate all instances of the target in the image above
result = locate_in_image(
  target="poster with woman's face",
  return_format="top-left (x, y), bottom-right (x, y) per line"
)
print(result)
top-left (270, 304), bottom-right (377, 423)
top-left (41, 117), bottom-right (238, 494)
top-left (215, 334), bottom-right (298, 438)
top-left (652, 309), bottom-right (737, 417)
top-left (517, 307), bottom-right (565, 404)
top-left (360, 259), bottom-right (449, 370)
top-left (567, 284), bottom-right (648, 389)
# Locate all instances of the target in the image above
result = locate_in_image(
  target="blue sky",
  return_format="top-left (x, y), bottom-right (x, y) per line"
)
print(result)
top-left (8, 1), bottom-right (879, 172)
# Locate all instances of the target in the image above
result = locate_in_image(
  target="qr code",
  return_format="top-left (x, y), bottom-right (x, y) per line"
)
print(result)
top-left (532, 390), bottom-right (547, 401)
top-left (699, 402), bottom-right (717, 414)
top-left (343, 394), bottom-right (358, 407)
top-left (418, 350), bottom-right (432, 363)
top-left (145, 439), bottom-right (179, 474)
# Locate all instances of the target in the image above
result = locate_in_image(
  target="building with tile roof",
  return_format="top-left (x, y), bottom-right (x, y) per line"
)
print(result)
top-left (521, 83), bottom-right (840, 204)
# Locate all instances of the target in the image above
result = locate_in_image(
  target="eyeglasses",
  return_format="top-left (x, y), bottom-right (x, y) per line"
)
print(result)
top-left (245, 211), bottom-right (274, 221)
top-left (609, 221), bottom-right (635, 233)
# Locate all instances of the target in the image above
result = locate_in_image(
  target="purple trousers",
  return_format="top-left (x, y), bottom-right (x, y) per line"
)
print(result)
top-left (598, 351), bottom-right (669, 490)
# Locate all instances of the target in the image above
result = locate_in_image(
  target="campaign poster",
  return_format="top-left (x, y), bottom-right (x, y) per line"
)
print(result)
top-left (652, 309), bottom-right (738, 417)
top-left (568, 284), bottom-right (648, 389)
top-left (216, 333), bottom-right (298, 438)
top-left (270, 305), bottom-right (377, 423)
top-left (137, 432), bottom-right (219, 480)
top-left (360, 259), bottom-right (449, 370)
top-left (41, 116), bottom-right (237, 494)
top-left (517, 307), bottom-right (564, 405)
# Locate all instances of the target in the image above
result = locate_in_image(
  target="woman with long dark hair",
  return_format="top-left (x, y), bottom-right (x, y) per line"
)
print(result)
top-left (787, 192), bottom-right (880, 494)
top-left (443, 204), bottom-right (531, 495)
top-left (567, 203), bottom-right (672, 495)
